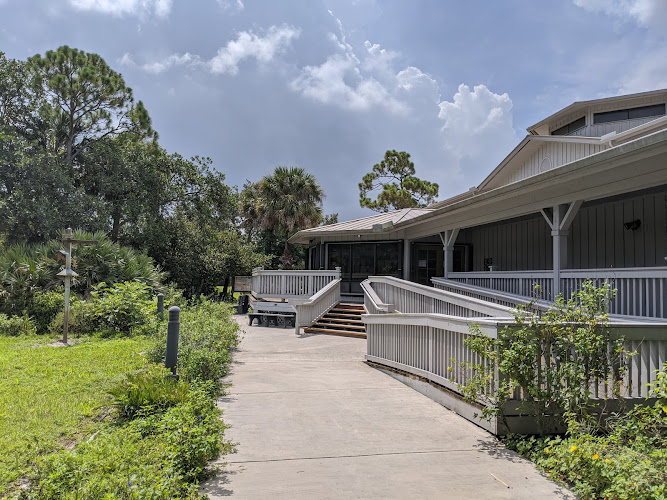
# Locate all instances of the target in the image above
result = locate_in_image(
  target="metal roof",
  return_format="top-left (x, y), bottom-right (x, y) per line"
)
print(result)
top-left (289, 208), bottom-right (433, 243)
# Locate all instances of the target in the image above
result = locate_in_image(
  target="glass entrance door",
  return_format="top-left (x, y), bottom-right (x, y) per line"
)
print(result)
top-left (414, 244), bottom-right (443, 286)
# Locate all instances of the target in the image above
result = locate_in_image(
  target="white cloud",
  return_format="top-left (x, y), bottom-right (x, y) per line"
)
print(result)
top-left (571, 0), bottom-right (667, 94)
top-left (572, 0), bottom-right (667, 31)
top-left (291, 54), bottom-right (406, 113)
top-left (69, 0), bottom-right (172, 18)
top-left (437, 84), bottom-right (518, 183)
top-left (290, 14), bottom-right (409, 114)
top-left (143, 53), bottom-right (201, 74)
top-left (217, 0), bottom-right (244, 11)
top-left (122, 25), bottom-right (299, 76)
top-left (208, 25), bottom-right (300, 75)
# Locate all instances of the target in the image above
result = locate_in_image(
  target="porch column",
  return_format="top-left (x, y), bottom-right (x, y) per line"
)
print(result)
top-left (402, 239), bottom-right (410, 280)
top-left (439, 229), bottom-right (460, 279)
top-left (541, 201), bottom-right (582, 298)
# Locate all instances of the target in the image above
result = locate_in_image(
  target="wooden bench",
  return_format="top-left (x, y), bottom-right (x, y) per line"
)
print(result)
top-left (248, 312), bottom-right (295, 328)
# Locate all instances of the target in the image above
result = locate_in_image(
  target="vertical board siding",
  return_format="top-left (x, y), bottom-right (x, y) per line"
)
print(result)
top-left (569, 191), bottom-right (665, 269)
top-left (457, 214), bottom-right (553, 272)
top-left (457, 189), bottom-right (665, 273)
top-left (494, 142), bottom-right (608, 188)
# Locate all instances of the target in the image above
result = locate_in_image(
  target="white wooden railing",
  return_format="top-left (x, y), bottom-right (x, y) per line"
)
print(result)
top-left (448, 267), bottom-right (667, 319)
top-left (363, 311), bottom-right (667, 433)
top-left (364, 276), bottom-right (513, 318)
top-left (252, 267), bottom-right (341, 299)
top-left (291, 279), bottom-right (341, 334)
top-left (360, 280), bottom-right (394, 314)
top-left (448, 270), bottom-right (554, 301)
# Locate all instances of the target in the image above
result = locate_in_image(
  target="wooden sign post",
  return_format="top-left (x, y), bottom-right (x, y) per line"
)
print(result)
top-left (58, 228), bottom-right (98, 344)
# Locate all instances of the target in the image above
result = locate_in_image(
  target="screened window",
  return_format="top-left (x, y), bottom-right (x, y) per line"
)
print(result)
top-left (327, 242), bottom-right (401, 294)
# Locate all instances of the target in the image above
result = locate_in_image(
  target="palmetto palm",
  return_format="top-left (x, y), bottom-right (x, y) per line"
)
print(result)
top-left (256, 166), bottom-right (324, 268)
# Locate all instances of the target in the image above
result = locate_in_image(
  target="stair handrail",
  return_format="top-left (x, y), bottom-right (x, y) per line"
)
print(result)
top-left (291, 279), bottom-right (341, 334)
top-left (360, 279), bottom-right (394, 314)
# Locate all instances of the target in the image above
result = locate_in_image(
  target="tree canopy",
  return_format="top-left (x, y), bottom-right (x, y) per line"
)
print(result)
top-left (241, 166), bottom-right (324, 269)
top-left (358, 149), bottom-right (439, 212)
top-left (26, 45), bottom-right (153, 163)
top-left (0, 47), bottom-right (268, 297)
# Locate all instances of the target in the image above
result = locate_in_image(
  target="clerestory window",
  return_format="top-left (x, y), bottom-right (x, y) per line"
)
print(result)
top-left (593, 103), bottom-right (665, 124)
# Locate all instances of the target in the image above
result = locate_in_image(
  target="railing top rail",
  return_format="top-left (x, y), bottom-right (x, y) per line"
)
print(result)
top-left (291, 279), bottom-right (341, 306)
top-left (360, 279), bottom-right (393, 313)
top-left (362, 312), bottom-right (501, 337)
top-left (367, 275), bottom-right (513, 317)
top-left (363, 311), bottom-right (667, 340)
top-left (431, 277), bottom-right (551, 309)
top-left (448, 270), bottom-right (553, 278)
top-left (448, 267), bottom-right (667, 279)
top-left (252, 268), bottom-right (341, 277)
top-left (561, 267), bottom-right (667, 278)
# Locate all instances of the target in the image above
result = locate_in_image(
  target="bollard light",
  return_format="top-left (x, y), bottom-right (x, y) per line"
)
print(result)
top-left (157, 293), bottom-right (164, 320)
top-left (165, 306), bottom-right (180, 377)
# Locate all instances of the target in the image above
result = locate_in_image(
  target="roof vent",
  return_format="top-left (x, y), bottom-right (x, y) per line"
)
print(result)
top-left (372, 221), bottom-right (394, 232)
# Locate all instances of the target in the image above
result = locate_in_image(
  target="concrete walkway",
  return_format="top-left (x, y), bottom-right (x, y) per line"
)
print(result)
top-left (201, 318), bottom-right (572, 499)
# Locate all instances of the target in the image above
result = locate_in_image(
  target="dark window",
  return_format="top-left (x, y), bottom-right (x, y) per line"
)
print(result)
top-left (327, 242), bottom-right (401, 294)
top-left (594, 103), bottom-right (665, 124)
top-left (629, 103), bottom-right (666, 119)
top-left (551, 116), bottom-right (586, 135)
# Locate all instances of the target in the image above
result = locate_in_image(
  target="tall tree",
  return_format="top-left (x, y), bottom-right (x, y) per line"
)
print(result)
top-left (242, 166), bottom-right (324, 269)
top-left (27, 45), bottom-right (153, 163)
top-left (359, 149), bottom-right (439, 212)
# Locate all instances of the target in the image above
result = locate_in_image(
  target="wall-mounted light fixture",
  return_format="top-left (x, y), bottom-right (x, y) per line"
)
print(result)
top-left (623, 219), bottom-right (641, 231)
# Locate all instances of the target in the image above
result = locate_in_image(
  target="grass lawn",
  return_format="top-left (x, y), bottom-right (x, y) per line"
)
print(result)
top-left (0, 335), bottom-right (153, 495)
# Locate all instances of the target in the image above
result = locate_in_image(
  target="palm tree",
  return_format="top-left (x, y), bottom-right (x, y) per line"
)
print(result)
top-left (254, 166), bottom-right (324, 269)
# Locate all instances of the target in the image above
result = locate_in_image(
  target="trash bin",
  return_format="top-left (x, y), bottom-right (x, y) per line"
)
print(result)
top-left (236, 294), bottom-right (250, 314)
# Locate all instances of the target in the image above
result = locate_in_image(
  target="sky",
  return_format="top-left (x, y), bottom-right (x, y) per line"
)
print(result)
top-left (1, 0), bottom-right (667, 221)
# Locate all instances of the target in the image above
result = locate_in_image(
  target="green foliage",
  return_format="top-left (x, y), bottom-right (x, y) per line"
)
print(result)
top-left (359, 149), bottom-right (439, 212)
top-left (32, 384), bottom-right (227, 498)
top-left (463, 281), bottom-right (624, 434)
top-left (49, 281), bottom-right (156, 338)
top-left (88, 282), bottom-right (154, 335)
top-left (0, 313), bottom-right (36, 336)
top-left (30, 290), bottom-right (71, 334)
top-left (0, 335), bottom-right (152, 494)
top-left (27, 45), bottom-right (153, 163)
top-left (649, 361), bottom-right (667, 405)
top-left (148, 300), bottom-right (240, 390)
top-left (504, 401), bottom-right (667, 499)
top-left (0, 236), bottom-right (163, 329)
top-left (109, 367), bottom-right (190, 420)
top-left (241, 166), bottom-right (324, 269)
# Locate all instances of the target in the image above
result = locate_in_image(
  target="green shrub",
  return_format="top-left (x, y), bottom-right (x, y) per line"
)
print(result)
top-left (33, 385), bottom-right (228, 498)
top-left (89, 282), bottom-right (154, 335)
top-left (504, 362), bottom-right (667, 499)
top-left (48, 282), bottom-right (156, 338)
top-left (463, 281), bottom-right (624, 434)
top-left (109, 367), bottom-right (190, 420)
top-left (0, 313), bottom-right (36, 336)
top-left (147, 300), bottom-right (240, 389)
top-left (31, 289), bottom-right (68, 334)
top-left (48, 301), bottom-right (97, 337)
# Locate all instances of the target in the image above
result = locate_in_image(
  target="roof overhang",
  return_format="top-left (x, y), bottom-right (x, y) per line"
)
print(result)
top-left (527, 88), bottom-right (667, 134)
top-left (398, 128), bottom-right (667, 240)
